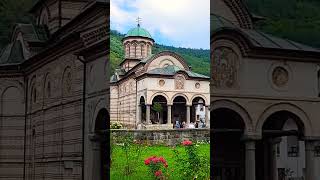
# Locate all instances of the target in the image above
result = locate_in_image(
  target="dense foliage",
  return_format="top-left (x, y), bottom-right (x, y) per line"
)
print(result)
top-left (0, 0), bottom-right (36, 49)
top-left (246, 0), bottom-right (320, 48)
top-left (110, 30), bottom-right (210, 76)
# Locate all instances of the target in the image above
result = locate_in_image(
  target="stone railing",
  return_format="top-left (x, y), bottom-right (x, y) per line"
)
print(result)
top-left (110, 128), bottom-right (210, 146)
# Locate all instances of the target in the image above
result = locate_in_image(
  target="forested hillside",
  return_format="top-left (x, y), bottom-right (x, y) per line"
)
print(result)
top-left (246, 0), bottom-right (320, 48)
top-left (110, 30), bottom-right (210, 76)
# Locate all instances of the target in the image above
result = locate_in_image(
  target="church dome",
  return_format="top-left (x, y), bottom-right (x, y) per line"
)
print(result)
top-left (125, 25), bottom-right (153, 39)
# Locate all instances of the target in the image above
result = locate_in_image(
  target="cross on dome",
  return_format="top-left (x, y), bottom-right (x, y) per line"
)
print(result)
top-left (136, 17), bottom-right (142, 27)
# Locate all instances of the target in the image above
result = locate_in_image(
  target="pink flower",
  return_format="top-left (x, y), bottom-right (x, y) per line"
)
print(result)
top-left (182, 140), bottom-right (193, 146)
top-left (159, 157), bottom-right (166, 163)
top-left (154, 170), bottom-right (162, 177)
top-left (144, 159), bottom-right (150, 165)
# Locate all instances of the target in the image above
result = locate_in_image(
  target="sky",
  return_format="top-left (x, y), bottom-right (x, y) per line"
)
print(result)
top-left (110, 0), bottom-right (210, 50)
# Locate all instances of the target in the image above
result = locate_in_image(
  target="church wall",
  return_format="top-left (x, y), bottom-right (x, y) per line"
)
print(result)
top-left (24, 53), bottom-right (84, 180)
top-left (111, 78), bottom-right (137, 128)
top-left (83, 53), bottom-right (110, 180)
top-left (211, 40), bottom-right (320, 137)
top-left (147, 55), bottom-right (186, 72)
top-left (45, 0), bottom-right (60, 33)
top-left (123, 38), bottom-right (153, 59)
top-left (213, 56), bottom-right (319, 98)
top-left (141, 77), bottom-right (210, 106)
top-left (110, 85), bottom-right (119, 123)
top-left (0, 78), bottom-right (25, 180)
top-left (61, 1), bottom-right (88, 27)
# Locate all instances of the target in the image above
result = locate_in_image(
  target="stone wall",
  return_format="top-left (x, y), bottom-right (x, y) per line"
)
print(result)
top-left (111, 129), bottom-right (210, 146)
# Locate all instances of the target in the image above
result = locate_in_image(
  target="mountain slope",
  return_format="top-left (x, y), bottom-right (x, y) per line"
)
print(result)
top-left (246, 0), bottom-right (320, 48)
top-left (110, 30), bottom-right (210, 76)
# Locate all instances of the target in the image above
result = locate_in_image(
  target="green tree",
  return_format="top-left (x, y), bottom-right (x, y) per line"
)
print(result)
top-left (152, 102), bottom-right (163, 122)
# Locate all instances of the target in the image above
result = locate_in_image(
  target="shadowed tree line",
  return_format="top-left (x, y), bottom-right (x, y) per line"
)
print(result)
top-left (0, 0), bottom-right (36, 49)
top-left (246, 0), bottom-right (320, 48)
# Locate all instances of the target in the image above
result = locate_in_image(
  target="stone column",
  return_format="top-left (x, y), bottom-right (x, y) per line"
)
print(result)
top-left (245, 140), bottom-right (256, 180)
top-left (186, 105), bottom-right (190, 124)
top-left (205, 106), bottom-right (209, 127)
top-left (270, 138), bottom-right (281, 180)
top-left (167, 105), bottom-right (172, 125)
top-left (314, 141), bottom-right (320, 179)
top-left (146, 105), bottom-right (151, 124)
top-left (305, 140), bottom-right (315, 180)
top-left (137, 105), bottom-right (141, 124)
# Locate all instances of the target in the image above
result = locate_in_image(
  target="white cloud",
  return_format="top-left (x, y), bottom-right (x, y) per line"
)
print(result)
top-left (110, 0), bottom-right (210, 49)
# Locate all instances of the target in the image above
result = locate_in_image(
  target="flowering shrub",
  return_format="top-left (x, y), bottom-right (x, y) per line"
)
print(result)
top-left (144, 156), bottom-right (168, 179)
top-left (110, 122), bottom-right (123, 129)
top-left (182, 139), bottom-right (192, 146)
top-left (173, 140), bottom-right (210, 179)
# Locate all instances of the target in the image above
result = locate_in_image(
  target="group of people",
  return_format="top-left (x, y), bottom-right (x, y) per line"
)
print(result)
top-left (174, 119), bottom-right (206, 129)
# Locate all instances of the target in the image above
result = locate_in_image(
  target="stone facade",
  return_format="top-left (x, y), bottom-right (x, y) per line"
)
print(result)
top-left (110, 26), bottom-right (210, 129)
top-left (0, 1), bottom-right (109, 180)
top-left (212, 0), bottom-right (320, 179)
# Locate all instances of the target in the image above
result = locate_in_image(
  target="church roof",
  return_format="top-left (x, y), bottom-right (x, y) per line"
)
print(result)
top-left (211, 13), bottom-right (236, 35)
top-left (147, 65), bottom-right (209, 79)
top-left (211, 13), bottom-right (320, 53)
top-left (0, 40), bottom-right (25, 65)
top-left (12, 23), bottom-right (48, 43)
top-left (0, 23), bottom-right (48, 65)
top-left (125, 25), bottom-right (153, 39)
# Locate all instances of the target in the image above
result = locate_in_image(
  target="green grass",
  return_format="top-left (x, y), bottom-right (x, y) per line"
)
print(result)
top-left (111, 144), bottom-right (210, 180)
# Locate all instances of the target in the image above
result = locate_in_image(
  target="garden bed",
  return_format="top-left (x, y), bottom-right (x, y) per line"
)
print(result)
top-left (111, 142), bottom-right (210, 179)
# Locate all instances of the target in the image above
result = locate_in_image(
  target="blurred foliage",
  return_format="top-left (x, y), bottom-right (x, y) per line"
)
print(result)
top-left (0, 0), bottom-right (36, 49)
top-left (110, 30), bottom-right (210, 77)
top-left (246, 0), bottom-right (320, 48)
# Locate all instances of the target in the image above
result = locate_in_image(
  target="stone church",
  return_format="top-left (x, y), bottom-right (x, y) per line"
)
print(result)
top-left (0, 0), bottom-right (109, 180)
top-left (211, 0), bottom-right (320, 180)
top-left (110, 24), bottom-right (210, 129)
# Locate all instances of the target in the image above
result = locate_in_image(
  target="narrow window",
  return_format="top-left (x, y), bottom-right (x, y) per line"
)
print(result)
top-left (318, 70), bottom-right (320, 97)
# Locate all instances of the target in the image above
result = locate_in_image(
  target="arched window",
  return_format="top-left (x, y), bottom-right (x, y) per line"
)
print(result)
top-left (127, 44), bottom-right (130, 57)
top-left (134, 44), bottom-right (137, 58)
top-left (318, 70), bottom-right (320, 97)
top-left (47, 81), bottom-right (51, 98)
top-left (140, 44), bottom-right (144, 57)
top-left (33, 88), bottom-right (37, 103)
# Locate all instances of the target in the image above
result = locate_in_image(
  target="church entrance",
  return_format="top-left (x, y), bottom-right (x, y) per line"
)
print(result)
top-left (256, 111), bottom-right (305, 180)
top-left (212, 108), bottom-right (245, 180)
top-left (139, 96), bottom-right (146, 123)
top-left (93, 108), bottom-right (110, 180)
top-left (191, 97), bottom-right (206, 126)
top-left (172, 96), bottom-right (187, 125)
top-left (151, 95), bottom-right (167, 124)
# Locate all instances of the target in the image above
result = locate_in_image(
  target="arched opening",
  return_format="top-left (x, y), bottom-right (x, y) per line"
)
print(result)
top-left (212, 108), bottom-right (246, 180)
top-left (139, 96), bottom-right (146, 123)
top-left (172, 96), bottom-right (187, 126)
top-left (151, 95), bottom-right (167, 124)
top-left (257, 111), bottom-right (305, 180)
top-left (191, 97), bottom-right (206, 127)
top-left (94, 108), bottom-right (110, 180)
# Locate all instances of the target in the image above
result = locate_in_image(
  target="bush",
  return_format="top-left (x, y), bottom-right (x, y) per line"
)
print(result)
top-left (173, 140), bottom-right (210, 179)
top-left (110, 121), bottom-right (123, 129)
